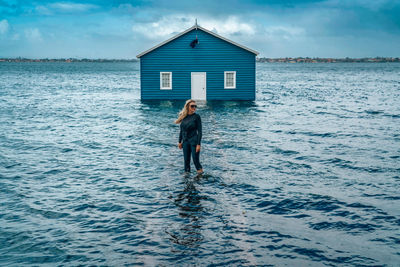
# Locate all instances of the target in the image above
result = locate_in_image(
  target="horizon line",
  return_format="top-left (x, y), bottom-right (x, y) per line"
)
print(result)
top-left (1, 56), bottom-right (399, 60)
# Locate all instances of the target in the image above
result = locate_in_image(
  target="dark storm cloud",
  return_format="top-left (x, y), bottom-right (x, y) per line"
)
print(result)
top-left (115, 0), bottom-right (400, 36)
top-left (309, 1), bottom-right (400, 36)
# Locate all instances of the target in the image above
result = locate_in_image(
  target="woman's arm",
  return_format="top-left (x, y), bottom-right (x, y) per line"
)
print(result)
top-left (196, 115), bottom-right (202, 145)
top-left (178, 123), bottom-right (183, 149)
top-left (179, 123), bottom-right (183, 144)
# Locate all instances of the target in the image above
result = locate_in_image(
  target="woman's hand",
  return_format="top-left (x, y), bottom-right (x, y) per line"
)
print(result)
top-left (178, 143), bottom-right (182, 149)
top-left (196, 145), bottom-right (201, 153)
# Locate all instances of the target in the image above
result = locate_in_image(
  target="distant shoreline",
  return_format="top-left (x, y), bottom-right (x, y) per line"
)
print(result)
top-left (256, 57), bottom-right (400, 63)
top-left (0, 58), bottom-right (138, 63)
top-left (0, 57), bottom-right (399, 63)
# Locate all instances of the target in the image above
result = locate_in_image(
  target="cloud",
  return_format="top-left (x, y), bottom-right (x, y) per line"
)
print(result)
top-left (132, 15), bottom-right (256, 40)
top-left (0, 19), bottom-right (9, 34)
top-left (50, 2), bottom-right (98, 12)
top-left (263, 25), bottom-right (305, 40)
top-left (201, 16), bottom-right (256, 36)
top-left (132, 16), bottom-right (192, 39)
top-left (35, 5), bottom-right (52, 15)
top-left (11, 33), bottom-right (19, 40)
top-left (35, 2), bottom-right (99, 14)
top-left (2, 0), bottom-right (400, 58)
top-left (25, 28), bottom-right (42, 42)
top-left (0, 0), bottom-right (18, 16)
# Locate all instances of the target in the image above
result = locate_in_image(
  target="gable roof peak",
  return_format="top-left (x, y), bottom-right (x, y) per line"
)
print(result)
top-left (136, 24), bottom-right (259, 58)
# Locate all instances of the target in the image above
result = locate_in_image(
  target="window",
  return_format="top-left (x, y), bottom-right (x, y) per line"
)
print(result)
top-left (224, 71), bottom-right (236, 89)
top-left (160, 72), bottom-right (172, 89)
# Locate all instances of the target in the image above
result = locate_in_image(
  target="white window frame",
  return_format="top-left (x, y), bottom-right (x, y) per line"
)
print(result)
top-left (224, 71), bottom-right (236, 89)
top-left (160, 72), bottom-right (172, 90)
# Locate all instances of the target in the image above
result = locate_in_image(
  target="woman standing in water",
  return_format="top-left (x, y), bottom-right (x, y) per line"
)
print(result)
top-left (175, 99), bottom-right (203, 174)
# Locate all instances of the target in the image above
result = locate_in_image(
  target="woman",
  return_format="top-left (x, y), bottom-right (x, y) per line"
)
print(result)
top-left (175, 99), bottom-right (203, 174)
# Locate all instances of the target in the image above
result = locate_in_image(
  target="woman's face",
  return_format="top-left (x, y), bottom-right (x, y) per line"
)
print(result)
top-left (188, 101), bottom-right (197, 114)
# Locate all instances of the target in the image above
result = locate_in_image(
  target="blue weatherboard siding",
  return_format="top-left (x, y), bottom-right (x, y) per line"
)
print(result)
top-left (139, 28), bottom-right (256, 100)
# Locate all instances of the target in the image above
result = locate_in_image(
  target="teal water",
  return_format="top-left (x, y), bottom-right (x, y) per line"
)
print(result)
top-left (0, 62), bottom-right (399, 266)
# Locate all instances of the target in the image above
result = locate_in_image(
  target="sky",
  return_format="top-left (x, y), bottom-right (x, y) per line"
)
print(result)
top-left (0, 0), bottom-right (399, 58)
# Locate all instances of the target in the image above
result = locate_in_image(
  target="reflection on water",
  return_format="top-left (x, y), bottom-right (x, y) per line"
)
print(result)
top-left (168, 175), bottom-right (204, 248)
top-left (0, 62), bottom-right (399, 266)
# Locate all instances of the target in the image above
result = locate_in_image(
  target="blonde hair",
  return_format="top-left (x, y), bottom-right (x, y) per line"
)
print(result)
top-left (175, 99), bottom-right (196, 124)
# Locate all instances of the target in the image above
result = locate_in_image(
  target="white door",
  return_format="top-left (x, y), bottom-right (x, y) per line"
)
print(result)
top-left (191, 72), bottom-right (206, 100)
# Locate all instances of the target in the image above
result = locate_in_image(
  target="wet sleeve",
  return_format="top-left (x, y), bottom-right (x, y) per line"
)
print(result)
top-left (179, 123), bottom-right (183, 143)
top-left (196, 115), bottom-right (202, 145)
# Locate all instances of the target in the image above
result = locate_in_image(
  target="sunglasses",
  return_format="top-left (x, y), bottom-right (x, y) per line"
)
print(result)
top-left (190, 105), bottom-right (197, 108)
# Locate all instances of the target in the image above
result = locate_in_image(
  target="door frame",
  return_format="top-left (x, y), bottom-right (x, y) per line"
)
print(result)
top-left (191, 72), bottom-right (207, 100)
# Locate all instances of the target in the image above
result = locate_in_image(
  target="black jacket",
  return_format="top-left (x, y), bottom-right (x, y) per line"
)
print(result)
top-left (179, 113), bottom-right (202, 145)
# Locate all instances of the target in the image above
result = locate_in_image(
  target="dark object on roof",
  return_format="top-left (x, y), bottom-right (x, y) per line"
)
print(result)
top-left (190, 38), bottom-right (198, 48)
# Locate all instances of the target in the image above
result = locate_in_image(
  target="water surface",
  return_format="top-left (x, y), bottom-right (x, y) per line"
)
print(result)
top-left (0, 62), bottom-right (399, 266)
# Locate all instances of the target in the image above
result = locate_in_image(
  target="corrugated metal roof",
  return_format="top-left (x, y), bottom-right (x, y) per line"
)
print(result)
top-left (136, 25), bottom-right (259, 58)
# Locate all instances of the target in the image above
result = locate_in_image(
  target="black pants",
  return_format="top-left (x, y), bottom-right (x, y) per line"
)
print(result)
top-left (182, 142), bottom-right (202, 172)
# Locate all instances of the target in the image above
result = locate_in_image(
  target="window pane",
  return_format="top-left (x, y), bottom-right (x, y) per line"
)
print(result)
top-left (226, 72), bottom-right (234, 87)
top-left (162, 73), bottom-right (170, 88)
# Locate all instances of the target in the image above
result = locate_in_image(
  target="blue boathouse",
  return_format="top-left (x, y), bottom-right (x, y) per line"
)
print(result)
top-left (136, 23), bottom-right (259, 100)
